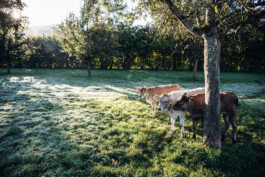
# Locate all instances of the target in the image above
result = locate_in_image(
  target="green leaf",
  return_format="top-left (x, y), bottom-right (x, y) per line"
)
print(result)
top-left (215, 5), bottom-right (219, 13)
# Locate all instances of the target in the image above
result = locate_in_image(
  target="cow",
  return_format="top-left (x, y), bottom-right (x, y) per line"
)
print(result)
top-left (154, 87), bottom-right (205, 137)
top-left (136, 84), bottom-right (180, 117)
top-left (173, 92), bottom-right (238, 142)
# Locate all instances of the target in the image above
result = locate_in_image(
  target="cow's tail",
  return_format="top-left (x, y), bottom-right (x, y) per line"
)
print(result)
top-left (234, 95), bottom-right (239, 108)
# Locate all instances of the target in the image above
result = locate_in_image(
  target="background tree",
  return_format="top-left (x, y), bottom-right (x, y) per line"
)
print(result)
top-left (90, 24), bottom-right (117, 69)
top-left (117, 23), bottom-right (138, 69)
top-left (182, 37), bottom-right (203, 80)
top-left (4, 0), bottom-right (263, 76)
top-left (55, 0), bottom-right (126, 77)
top-left (0, 0), bottom-right (26, 73)
top-left (18, 35), bottom-right (69, 68)
top-left (55, 13), bottom-right (89, 72)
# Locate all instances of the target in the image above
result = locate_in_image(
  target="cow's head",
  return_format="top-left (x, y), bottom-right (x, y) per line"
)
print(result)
top-left (136, 87), bottom-right (147, 98)
top-left (173, 93), bottom-right (191, 111)
top-left (154, 94), bottom-right (172, 111)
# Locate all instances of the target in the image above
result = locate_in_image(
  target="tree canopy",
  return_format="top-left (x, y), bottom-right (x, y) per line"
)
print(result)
top-left (0, 0), bottom-right (26, 73)
top-left (0, 0), bottom-right (264, 75)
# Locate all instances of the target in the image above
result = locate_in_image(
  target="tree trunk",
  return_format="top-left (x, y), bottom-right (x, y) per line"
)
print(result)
top-left (87, 60), bottom-right (91, 77)
top-left (109, 57), bottom-right (114, 69)
top-left (65, 56), bottom-right (69, 69)
top-left (193, 59), bottom-right (199, 80)
top-left (202, 30), bottom-right (222, 149)
top-left (172, 52), bottom-right (177, 70)
top-left (163, 57), bottom-right (166, 70)
top-left (7, 57), bottom-right (11, 74)
top-left (175, 52), bottom-right (182, 70)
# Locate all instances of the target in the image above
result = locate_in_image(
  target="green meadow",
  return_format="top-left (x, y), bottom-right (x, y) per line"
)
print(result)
top-left (0, 69), bottom-right (264, 177)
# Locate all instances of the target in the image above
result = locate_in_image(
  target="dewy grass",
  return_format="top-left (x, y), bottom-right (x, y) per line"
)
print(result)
top-left (0, 68), bottom-right (265, 177)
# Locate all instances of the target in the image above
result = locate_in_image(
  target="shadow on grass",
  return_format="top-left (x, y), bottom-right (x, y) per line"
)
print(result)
top-left (0, 76), bottom-right (103, 176)
top-left (0, 69), bottom-right (265, 176)
top-left (0, 75), bottom-right (166, 176)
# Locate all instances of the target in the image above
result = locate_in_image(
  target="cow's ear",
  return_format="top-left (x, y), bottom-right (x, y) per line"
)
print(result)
top-left (153, 95), bottom-right (160, 100)
top-left (136, 87), bottom-right (141, 91)
top-left (168, 94), bottom-right (173, 102)
top-left (183, 93), bottom-right (189, 99)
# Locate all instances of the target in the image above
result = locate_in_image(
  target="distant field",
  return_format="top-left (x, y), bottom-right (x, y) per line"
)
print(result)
top-left (0, 69), bottom-right (265, 176)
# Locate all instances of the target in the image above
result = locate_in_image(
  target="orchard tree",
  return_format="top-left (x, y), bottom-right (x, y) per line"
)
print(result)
top-left (182, 37), bottom-right (203, 80)
top-left (0, 0), bottom-right (26, 73)
top-left (56, 0), bottom-right (126, 77)
top-left (137, 0), bottom-right (265, 148)
top-left (134, 26), bottom-right (156, 69)
top-left (55, 13), bottom-right (91, 75)
top-left (22, 35), bottom-right (68, 68)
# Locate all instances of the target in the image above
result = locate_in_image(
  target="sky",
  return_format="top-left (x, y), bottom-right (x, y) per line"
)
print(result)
top-left (23, 0), bottom-right (82, 26)
top-left (22, 0), bottom-right (151, 28)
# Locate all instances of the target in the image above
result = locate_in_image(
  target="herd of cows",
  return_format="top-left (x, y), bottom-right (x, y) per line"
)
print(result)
top-left (136, 85), bottom-right (238, 143)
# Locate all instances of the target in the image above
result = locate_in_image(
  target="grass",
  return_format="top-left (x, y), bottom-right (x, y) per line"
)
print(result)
top-left (0, 68), bottom-right (265, 177)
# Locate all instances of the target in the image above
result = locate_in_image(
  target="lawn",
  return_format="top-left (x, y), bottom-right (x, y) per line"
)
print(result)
top-left (0, 69), bottom-right (265, 177)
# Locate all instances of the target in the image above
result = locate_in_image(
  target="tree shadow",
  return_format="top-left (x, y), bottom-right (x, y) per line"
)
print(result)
top-left (0, 76), bottom-right (109, 176)
top-left (1, 69), bottom-right (265, 176)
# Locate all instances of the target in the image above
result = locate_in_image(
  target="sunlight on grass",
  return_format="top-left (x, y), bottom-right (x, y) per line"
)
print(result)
top-left (0, 69), bottom-right (264, 176)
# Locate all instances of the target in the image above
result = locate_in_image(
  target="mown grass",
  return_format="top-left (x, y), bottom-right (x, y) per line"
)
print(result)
top-left (0, 68), bottom-right (264, 177)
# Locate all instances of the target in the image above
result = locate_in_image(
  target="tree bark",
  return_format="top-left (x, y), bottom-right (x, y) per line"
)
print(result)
top-left (109, 57), bottom-right (114, 69)
top-left (87, 60), bottom-right (91, 77)
top-left (202, 29), bottom-right (222, 149)
top-left (172, 52), bottom-right (177, 70)
top-left (163, 57), bottom-right (166, 70)
top-left (65, 56), bottom-right (69, 69)
top-left (193, 59), bottom-right (199, 80)
top-left (7, 57), bottom-right (11, 74)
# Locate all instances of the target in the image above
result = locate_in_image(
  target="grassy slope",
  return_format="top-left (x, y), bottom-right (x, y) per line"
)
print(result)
top-left (0, 69), bottom-right (264, 177)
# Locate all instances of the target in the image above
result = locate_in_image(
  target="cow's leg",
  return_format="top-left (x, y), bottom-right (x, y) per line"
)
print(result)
top-left (170, 118), bottom-right (176, 134)
top-left (179, 116), bottom-right (186, 138)
top-left (230, 113), bottom-right (238, 143)
top-left (192, 119), bottom-right (199, 139)
top-left (222, 114), bottom-right (230, 141)
top-left (202, 117), bottom-right (204, 129)
top-left (151, 102), bottom-right (156, 117)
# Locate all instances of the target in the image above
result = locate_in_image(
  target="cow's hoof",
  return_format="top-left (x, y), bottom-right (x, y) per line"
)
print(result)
top-left (181, 133), bottom-right (185, 138)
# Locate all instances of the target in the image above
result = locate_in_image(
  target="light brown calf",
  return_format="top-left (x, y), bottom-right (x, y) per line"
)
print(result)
top-left (173, 92), bottom-right (238, 142)
top-left (136, 84), bottom-right (180, 117)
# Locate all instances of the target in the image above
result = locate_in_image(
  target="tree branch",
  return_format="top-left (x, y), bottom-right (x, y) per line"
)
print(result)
top-left (195, 9), bottom-right (202, 27)
top-left (162, 0), bottom-right (202, 37)
top-left (223, 8), bottom-right (265, 35)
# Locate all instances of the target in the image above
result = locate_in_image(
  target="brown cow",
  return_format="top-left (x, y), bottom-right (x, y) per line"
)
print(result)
top-left (136, 84), bottom-right (180, 117)
top-left (173, 92), bottom-right (238, 142)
